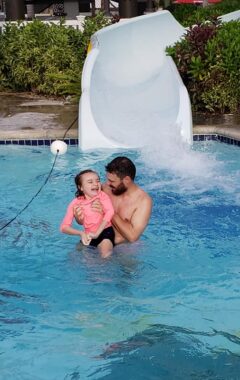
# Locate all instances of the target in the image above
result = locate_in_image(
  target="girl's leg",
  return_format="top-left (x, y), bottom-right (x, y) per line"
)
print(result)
top-left (98, 239), bottom-right (113, 258)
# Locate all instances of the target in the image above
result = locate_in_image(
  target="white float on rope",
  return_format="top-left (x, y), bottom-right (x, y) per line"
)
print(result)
top-left (50, 140), bottom-right (68, 155)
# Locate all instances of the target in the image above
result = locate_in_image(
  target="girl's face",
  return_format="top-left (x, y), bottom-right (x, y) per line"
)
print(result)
top-left (79, 172), bottom-right (101, 199)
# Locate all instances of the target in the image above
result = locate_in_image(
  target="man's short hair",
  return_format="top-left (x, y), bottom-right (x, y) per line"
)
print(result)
top-left (105, 156), bottom-right (136, 180)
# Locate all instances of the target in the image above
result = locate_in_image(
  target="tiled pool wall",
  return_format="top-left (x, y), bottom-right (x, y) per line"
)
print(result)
top-left (0, 138), bottom-right (78, 146)
top-left (193, 134), bottom-right (240, 146)
top-left (0, 135), bottom-right (240, 146)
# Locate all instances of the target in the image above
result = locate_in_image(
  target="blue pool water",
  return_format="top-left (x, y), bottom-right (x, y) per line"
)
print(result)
top-left (0, 142), bottom-right (240, 379)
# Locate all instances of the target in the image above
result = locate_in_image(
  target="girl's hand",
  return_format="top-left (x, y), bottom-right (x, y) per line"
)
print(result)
top-left (81, 232), bottom-right (91, 246)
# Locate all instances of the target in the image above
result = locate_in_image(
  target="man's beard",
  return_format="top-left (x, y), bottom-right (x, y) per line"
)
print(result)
top-left (111, 182), bottom-right (127, 195)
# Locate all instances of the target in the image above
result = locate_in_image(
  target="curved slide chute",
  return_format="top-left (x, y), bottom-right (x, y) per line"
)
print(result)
top-left (79, 11), bottom-right (192, 150)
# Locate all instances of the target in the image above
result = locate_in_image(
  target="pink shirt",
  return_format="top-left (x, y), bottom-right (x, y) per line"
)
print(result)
top-left (60, 191), bottom-right (114, 234)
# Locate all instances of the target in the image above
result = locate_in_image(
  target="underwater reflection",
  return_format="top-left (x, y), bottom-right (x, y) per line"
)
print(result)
top-left (66, 241), bottom-right (150, 297)
top-left (95, 324), bottom-right (240, 380)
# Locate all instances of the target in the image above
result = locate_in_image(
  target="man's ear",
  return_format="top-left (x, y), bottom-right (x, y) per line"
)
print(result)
top-left (123, 176), bottom-right (131, 186)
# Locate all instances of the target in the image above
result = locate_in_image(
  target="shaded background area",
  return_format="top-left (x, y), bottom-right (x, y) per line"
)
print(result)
top-left (0, 93), bottom-right (240, 141)
top-left (1, 0), bottom-right (163, 21)
top-left (0, 93), bottom-right (78, 139)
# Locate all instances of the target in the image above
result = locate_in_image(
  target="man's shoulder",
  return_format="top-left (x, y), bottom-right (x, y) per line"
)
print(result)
top-left (132, 187), bottom-right (152, 212)
top-left (136, 186), bottom-right (151, 202)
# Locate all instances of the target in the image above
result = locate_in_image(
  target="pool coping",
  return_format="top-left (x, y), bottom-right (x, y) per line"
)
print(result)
top-left (0, 125), bottom-right (240, 146)
top-left (193, 125), bottom-right (240, 146)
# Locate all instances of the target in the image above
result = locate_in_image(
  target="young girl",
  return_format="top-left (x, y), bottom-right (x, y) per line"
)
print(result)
top-left (60, 169), bottom-right (115, 258)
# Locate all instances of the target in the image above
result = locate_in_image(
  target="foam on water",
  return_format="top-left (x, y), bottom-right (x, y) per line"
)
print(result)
top-left (136, 121), bottom-right (240, 205)
top-left (141, 126), bottom-right (210, 174)
top-left (94, 92), bottom-right (219, 187)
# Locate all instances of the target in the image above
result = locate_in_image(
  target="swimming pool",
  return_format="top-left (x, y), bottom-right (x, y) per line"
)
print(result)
top-left (1, 141), bottom-right (240, 379)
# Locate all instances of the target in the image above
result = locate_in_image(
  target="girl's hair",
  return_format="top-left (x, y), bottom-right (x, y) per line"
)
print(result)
top-left (75, 169), bottom-right (99, 197)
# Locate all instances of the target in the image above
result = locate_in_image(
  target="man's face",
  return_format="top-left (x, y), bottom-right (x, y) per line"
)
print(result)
top-left (106, 172), bottom-right (127, 195)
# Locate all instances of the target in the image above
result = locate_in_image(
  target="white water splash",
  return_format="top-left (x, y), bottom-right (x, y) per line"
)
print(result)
top-left (138, 122), bottom-right (240, 202)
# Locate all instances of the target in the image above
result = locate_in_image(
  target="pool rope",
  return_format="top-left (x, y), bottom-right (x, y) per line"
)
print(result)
top-left (0, 116), bottom-right (78, 232)
top-left (62, 116), bottom-right (78, 140)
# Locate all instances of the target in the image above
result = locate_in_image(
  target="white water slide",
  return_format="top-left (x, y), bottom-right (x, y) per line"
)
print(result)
top-left (78, 9), bottom-right (240, 150)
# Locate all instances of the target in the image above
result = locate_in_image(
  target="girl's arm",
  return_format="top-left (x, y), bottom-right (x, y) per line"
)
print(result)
top-left (61, 224), bottom-right (83, 237)
top-left (60, 200), bottom-right (76, 233)
top-left (61, 225), bottom-right (91, 245)
top-left (60, 200), bottom-right (90, 245)
top-left (88, 219), bottom-right (108, 240)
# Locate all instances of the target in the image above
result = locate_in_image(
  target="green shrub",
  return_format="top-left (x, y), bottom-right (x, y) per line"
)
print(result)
top-left (171, 0), bottom-right (240, 26)
top-left (166, 20), bottom-right (240, 113)
top-left (79, 12), bottom-right (112, 62)
top-left (0, 12), bottom-right (111, 98)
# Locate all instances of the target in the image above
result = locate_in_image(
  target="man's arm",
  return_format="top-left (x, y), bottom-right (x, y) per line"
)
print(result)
top-left (111, 196), bottom-right (152, 243)
top-left (73, 205), bottom-right (84, 225)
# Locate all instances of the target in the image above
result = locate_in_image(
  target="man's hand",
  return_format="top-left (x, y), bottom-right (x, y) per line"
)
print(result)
top-left (91, 199), bottom-right (104, 214)
top-left (74, 205), bottom-right (84, 225)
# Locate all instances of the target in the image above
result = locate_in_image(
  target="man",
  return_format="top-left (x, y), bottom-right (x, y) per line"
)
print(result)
top-left (74, 156), bottom-right (152, 245)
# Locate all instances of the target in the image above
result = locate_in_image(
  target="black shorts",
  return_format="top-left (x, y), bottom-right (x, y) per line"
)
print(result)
top-left (89, 226), bottom-right (115, 247)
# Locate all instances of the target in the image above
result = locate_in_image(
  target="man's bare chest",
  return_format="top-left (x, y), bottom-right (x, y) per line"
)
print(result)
top-left (112, 197), bottom-right (136, 221)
